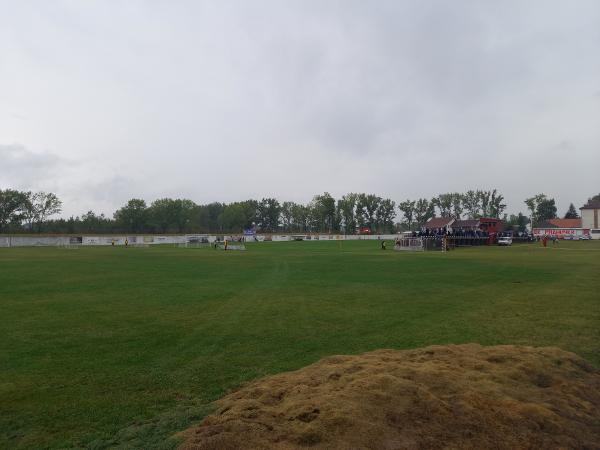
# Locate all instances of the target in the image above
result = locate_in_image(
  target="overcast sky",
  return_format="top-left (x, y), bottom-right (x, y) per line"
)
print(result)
top-left (1, 0), bottom-right (599, 217)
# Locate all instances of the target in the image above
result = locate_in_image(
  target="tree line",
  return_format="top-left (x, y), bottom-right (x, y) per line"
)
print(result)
top-left (0, 190), bottom-right (62, 233)
top-left (1, 187), bottom-right (594, 234)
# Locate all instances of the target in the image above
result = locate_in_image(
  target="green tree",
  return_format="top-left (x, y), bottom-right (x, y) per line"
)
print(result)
top-left (149, 198), bottom-right (196, 233)
top-left (219, 203), bottom-right (247, 232)
top-left (337, 193), bottom-right (358, 234)
top-left (192, 205), bottom-right (210, 233)
top-left (287, 203), bottom-right (306, 232)
top-left (524, 194), bottom-right (542, 226)
top-left (462, 190), bottom-right (480, 219)
top-left (280, 201), bottom-right (295, 232)
top-left (241, 200), bottom-right (259, 230)
top-left (488, 189), bottom-right (506, 218)
top-left (564, 203), bottom-right (579, 219)
top-left (0, 189), bottom-right (27, 232)
top-left (478, 190), bottom-right (491, 217)
top-left (525, 194), bottom-right (557, 226)
top-left (256, 198), bottom-right (280, 232)
top-left (537, 198), bottom-right (557, 223)
top-left (375, 198), bottom-right (396, 233)
top-left (173, 199), bottom-right (197, 233)
top-left (356, 194), bottom-right (380, 232)
top-left (81, 211), bottom-right (113, 233)
top-left (114, 199), bottom-right (148, 233)
top-left (311, 192), bottom-right (337, 233)
top-left (505, 213), bottom-right (529, 233)
top-left (21, 191), bottom-right (36, 230)
top-left (205, 202), bottom-right (225, 232)
top-left (31, 192), bottom-right (62, 232)
top-left (450, 193), bottom-right (463, 219)
top-left (433, 194), bottom-right (453, 217)
top-left (219, 200), bottom-right (257, 233)
top-left (414, 198), bottom-right (434, 228)
top-left (398, 200), bottom-right (416, 231)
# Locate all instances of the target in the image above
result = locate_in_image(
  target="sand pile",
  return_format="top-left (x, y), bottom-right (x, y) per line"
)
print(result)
top-left (180, 344), bottom-right (600, 450)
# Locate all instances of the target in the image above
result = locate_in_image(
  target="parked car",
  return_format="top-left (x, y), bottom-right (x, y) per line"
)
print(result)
top-left (579, 235), bottom-right (592, 240)
top-left (498, 236), bottom-right (512, 246)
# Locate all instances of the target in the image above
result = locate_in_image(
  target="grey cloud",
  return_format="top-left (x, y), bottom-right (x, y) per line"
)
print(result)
top-left (0, 1), bottom-right (599, 216)
top-left (0, 144), bottom-right (139, 216)
top-left (0, 144), bottom-right (66, 187)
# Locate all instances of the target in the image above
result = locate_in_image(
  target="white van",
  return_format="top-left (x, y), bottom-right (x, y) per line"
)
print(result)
top-left (498, 236), bottom-right (512, 246)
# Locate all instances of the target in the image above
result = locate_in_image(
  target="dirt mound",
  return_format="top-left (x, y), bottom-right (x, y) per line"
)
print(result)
top-left (180, 344), bottom-right (600, 450)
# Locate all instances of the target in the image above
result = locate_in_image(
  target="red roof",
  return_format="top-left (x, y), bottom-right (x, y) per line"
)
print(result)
top-left (545, 218), bottom-right (582, 228)
top-left (424, 217), bottom-right (454, 229)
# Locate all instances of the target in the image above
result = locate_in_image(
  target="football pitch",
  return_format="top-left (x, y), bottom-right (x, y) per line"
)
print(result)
top-left (1, 240), bottom-right (599, 449)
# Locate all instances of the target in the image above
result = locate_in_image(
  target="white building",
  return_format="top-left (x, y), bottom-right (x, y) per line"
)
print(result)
top-left (580, 200), bottom-right (600, 239)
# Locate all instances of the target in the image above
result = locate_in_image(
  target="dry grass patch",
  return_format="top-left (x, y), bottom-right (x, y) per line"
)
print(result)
top-left (180, 344), bottom-right (600, 450)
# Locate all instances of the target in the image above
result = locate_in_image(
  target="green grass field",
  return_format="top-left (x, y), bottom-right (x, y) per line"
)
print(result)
top-left (1, 240), bottom-right (599, 449)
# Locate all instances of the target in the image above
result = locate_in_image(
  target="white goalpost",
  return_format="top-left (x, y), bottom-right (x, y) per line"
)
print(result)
top-left (60, 236), bottom-right (82, 249)
top-left (217, 242), bottom-right (246, 251)
top-left (394, 237), bottom-right (425, 252)
top-left (217, 236), bottom-right (246, 251)
top-left (393, 237), bottom-right (448, 252)
top-left (180, 235), bottom-right (211, 248)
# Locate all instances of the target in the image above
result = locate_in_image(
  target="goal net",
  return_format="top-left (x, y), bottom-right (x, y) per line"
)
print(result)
top-left (60, 236), bottom-right (82, 249)
top-left (180, 235), bottom-right (211, 248)
top-left (217, 241), bottom-right (246, 251)
top-left (394, 237), bottom-right (448, 252)
top-left (394, 237), bottom-right (425, 251)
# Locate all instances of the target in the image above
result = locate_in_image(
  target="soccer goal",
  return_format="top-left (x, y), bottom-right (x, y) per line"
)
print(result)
top-left (180, 235), bottom-right (211, 248)
top-left (217, 240), bottom-right (246, 251)
top-left (60, 236), bottom-right (82, 250)
top-left (394, 237), bottom-right (425, 252)
top-left (394, 237), bottom-right (448, 252)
